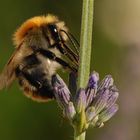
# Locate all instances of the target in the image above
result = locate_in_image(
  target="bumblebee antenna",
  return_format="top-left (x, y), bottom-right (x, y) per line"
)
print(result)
top-left (60, 30), bottom-right (79, 55)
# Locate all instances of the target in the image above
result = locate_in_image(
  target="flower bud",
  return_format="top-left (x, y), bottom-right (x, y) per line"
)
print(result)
top-left (98, 75), bottom-right (114, 90)
top-left (98, 104), bottom-right (119, 123)
top-left (86, 106), bottom-right (96, 122)
top-left (52, 74), bottom-right (71, 109)
top-left (86, 71), bottom-right (99, 107)
top-left (64, 102), bottom-right (76, 120)
top-left (86, 88), bottom-right (96, 108)
top-left (92, 88), bottom-right (110, 114)
top-left (106, 86), bottom-right (119, 108)
top-left (88, 71), bottom-right (99, 89)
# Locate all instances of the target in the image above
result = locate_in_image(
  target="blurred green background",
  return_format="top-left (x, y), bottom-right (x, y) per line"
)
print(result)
top-left (0, 0), bottom-right (140, 140)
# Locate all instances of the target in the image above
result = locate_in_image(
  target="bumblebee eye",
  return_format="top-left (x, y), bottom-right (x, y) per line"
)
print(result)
top-left (48, 24), bottom-right (61, 42)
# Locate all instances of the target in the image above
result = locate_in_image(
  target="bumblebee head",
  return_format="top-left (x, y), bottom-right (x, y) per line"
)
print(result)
top-left (13, 14), bottom-right (68, 46)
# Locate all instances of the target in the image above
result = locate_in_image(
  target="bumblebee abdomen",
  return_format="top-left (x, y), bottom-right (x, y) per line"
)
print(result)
top-left (23, 83), bottom-right (55, 102)
top-left (17, 70), bottom-right (55, 102)
top-left (15, 54), bottom-right (55, 102)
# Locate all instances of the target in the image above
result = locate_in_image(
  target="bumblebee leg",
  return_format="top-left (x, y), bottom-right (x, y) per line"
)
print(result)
top-left (62, 43), bottom-right (79, 63)
top-left (50, 43), bottom-right (79, 68)
top-left (60, 30), bottom-right (80, 54)
top-left (55, 57), bottom-right (77, 73)
top-left (37, 49), bottom-right (77, 73)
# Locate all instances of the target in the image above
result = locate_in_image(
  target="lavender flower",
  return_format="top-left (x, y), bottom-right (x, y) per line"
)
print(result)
top-left (86, 72), bottom-right (99, 107)
top-left (87, 71), bottom-right (99, 89)
top-left (87, 72), bottom-right (119, 127)
top-left (52, 71), bottom-right (119, 132)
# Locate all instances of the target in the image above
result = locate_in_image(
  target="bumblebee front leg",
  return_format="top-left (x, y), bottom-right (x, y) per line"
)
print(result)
top-left (51, 43), bottom-right (79, 66)
top-left (37, 49), bottom-right (77, 73)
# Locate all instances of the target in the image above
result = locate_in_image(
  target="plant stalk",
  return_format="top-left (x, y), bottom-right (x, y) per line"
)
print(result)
top-left (74, 129), bottom-right (86, 140)
top-left (78, 0), bottom-right (94, 88)
top-left (75, 0), bottom-right (94, 139)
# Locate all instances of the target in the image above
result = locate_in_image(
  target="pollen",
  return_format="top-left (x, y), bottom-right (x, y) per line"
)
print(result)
top-left (13, 14), bottom-right (59, 46)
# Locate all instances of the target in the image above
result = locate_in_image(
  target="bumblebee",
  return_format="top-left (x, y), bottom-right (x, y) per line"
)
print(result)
top-left (0, 14), bottom-right (79, 102)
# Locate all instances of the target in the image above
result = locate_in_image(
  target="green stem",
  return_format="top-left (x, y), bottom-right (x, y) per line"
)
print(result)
top-left (74, 129), bottom-right (86, 140)
top-left (74, 0), bottom-right (94, 139)
top-left (78, 0), bottom-right (94, 88)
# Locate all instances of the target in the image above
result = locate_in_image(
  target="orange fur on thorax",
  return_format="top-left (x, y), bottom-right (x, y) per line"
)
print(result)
top-left (13, 14), bottom-right (59, 46)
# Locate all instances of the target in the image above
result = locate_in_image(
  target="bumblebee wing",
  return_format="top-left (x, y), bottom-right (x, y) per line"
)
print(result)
top-left (0, 43), bottom-right (28, 89)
